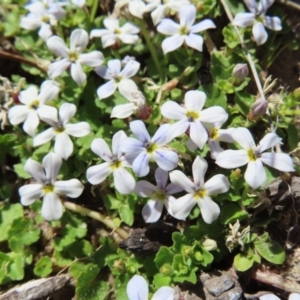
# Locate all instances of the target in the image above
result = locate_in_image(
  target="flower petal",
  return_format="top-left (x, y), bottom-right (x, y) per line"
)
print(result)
top-left (152, 287), bottom-right (174, 300)
top-left (179, 4), bottom-right (195, 28)
top-left (33, 128), bottom-right (56, 147)
top-left (126, 275), bottom-right (148, 300)
top-left (161, 35), bottom-right (184, 54)
top-left (111, 103), bottom-right (136, 119)
top-left (152, 123), bottom-right (172, 145)
top-left (154, 148), bottom-right (178, 171)
top-left (71, 62), bottom-right (86, 86)
top-left (189, 120), bottom-right (208, 149)
top-left (8, 105), bottom-right (29, 125)
top-left (59, 102), bottom-right (76, 125)
top-left (38, 23), bottom-right (53, 41)
top-left (94, 65), bottom-right (111, 80)
top-left (204, 174), bottom-right (230, 195)
top-left (244, 0), bottom-right (257, 13)
top-left (23, 110), bottom-right (39, 136)
top-left (232, 12), bottom-right (255, 27)
top-left (19, 184), bottom-right (43, 206)
top-left (120, 60), bottom-right (140, 78)
top-left (170, 170), bottom-right (195, 193)
top-left (198, 195), bottom-right (220, 224)
top-left (108, 59), bottom-right (121, 74)
top-left (253, 22), bottom-right (268, 45)
top-left (260, 153), bottom-right (295, 172)
top-left (65, 122), bottom-right (90, 137)
top-left (185, 90), bottom-right (206, 112)
top-left (97, 80), bottom-right (117, 100)
top-left (185, 33), bottom-right (205, 52)
top-left (78, 51), bottom-right (104, 67)
top-left (208, 140), bottom-right (224, 160)
top-left (157, 19), bottom-right (180, 35)
top-left (70, 29), bottom-right (88, 52)
top-left (155, 167), bottom-right (168, 190)
top-left (130, 120), bottom-right (150, 143)
top-left (200, 106), bottom-right (228, 124)
top-left (232, 127), bottom-right (256, 150)
top-left (121, 22), bottom-right (140, 34)
top-left (215, 149), bottom-right (249, 168)
top-left (47, 36), bottom-right (69, 58)
top-left (258, 0), bottom-right (274, 14)
top-left (54, 132), bottom-right (73, 160)
top-left (192, 156), bottom-right (207, 187)
top-left (151, 5), bottom-right (167, 26)
top-left (263, 16), bottom-right (282, 31)
top-left (120, 137), bottom-right (145, 154)
top-left (135, 180), bottom-right (157, 197)
top-left (43, 152), bottom-right (62, 183)
top-left (256, 132), bottom-right (281, 153)
top-left (160, 100), bottom-right (186, 120)
top-left (191, 19), bottom-right (216, 33)
top-left (245, 160), bottom-right (266, 189)
top-left (171, 193), bottom-right (195, 220)
top-left (112, 130), bottom-right (127, 157)
top-left (42, 192), bottom-right (63, 221)
top-left (39, 80), bottom-right (60, 103)
top-left (118, 79), bottom-right (139, 98)
top-left (113, 167), bottom-right (136, 194)
top-left (169, 118), bottom-right (190, 140)
top-left (132, 151), bottom-right (150, 177)
top-left (86, 162), bottom-right (112, 185)
top-left (91, 138), bottom-right (112, 161)
top-left (54, 179), bottom-right (84, 198)
top-left (142, 199), bottom-right (163, 223)
top-left (48, 59), bottom-right (70, 79)
top-left (24, 158), bottom-right (47, 183)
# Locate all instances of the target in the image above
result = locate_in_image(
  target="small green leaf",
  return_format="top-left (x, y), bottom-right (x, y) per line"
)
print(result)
top-left (199, 84), bottom-right (227, 108)
top-left (34, 256), bottom-right (52, 277)
top-left (223, 24), bottom-right (240, 48)
top-left (119, 204), bottom-right (134, 226)
top-left (13, 163), bottom-right (32, 179)
top-left (155, 246), bottom-right (174, 268)
top-left (219, 203), bottom-right (248, 224)
top-left (234, 253), bottom-right (255, 272)
top-left (153, 273), bottom-right (172, 288)
top-left (254, 240), bottom-right (286, 265)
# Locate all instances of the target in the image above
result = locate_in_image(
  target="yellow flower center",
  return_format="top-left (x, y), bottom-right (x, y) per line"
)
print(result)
top-left (43, 184), bottom-right (54, 194)
top-left (153, 190), bottom-right (166, 201)
top-left (69, 51), bottom-right (79, 62)
top-left (29, 99), bottom-right (40, 110)
top-left (186, 111), bottom-right (199, 121)
top-left (179, 26), bottom-right (189, 35)
top-left (110, 159), bottom-right (122, 170)
top-left (194, 188), bottom-right (206, 200)
top-left (210, 128), bottom-right (219, 140)
top-left (146, 143), bottom-right (158, 154)
top-left (41, 15), bottom-right (50, 23)
top-left (247, 149), bottom-right (256, 161)
top-left (54, 122), bottom-right (65, 133)
top-left (115, 28), bottom-right (122, 34)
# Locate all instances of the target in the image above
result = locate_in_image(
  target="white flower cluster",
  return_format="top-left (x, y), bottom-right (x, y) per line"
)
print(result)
top-left (11, 0), bottom-right (289, 227)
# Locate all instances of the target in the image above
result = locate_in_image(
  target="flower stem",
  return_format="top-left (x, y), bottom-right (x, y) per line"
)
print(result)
top-left (90, 0), bottom-right (99, 22)
top-left (138, 19), bottom-right (164, 82)
top-left (63, 201), bottom-right (129, 240)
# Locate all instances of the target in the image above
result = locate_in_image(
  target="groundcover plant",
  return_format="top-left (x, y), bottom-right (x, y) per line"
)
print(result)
top-left (1, 0), bottom-right (300, 299)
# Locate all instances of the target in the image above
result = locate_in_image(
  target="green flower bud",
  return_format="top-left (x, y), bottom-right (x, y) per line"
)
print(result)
top-left (202, 238), bottom-right (217, 251)
top-left (113, 259), bottom-right (125, 272)
top-left (160, 263), bottom-right (173, 276)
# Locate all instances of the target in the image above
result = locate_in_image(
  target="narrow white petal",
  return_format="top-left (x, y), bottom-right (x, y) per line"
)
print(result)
top-left (218, 128), bottom-right (235, 143)
top-left (171, 193), bottom-right (195, 220)
top-left (126, 275), bottom-right (148, 300)
top-left (112, 130), bottom-right (127, 157)
top-left (39, 80), bottom-right (60, 103)
top-left (170, 170), bottom-right (195, 193)
top-left (169, 119), bottom-right (190, 140)
top-left (152, 287), bottom-right (174, 300)
top-left (165, 183), bottom-right (183, 195)
top-left (78, 51), bottom-right (104, 67)
top-left (94, 65), bottom-right (111, 80)
top-left (204, 174), bottom-right (230, 195)
top-left (19, 184), bottom-right (43, 205)
top-left (108, 59), bottom-right (121, 74)
top-left (142, 199), bottom-right (163, 223)
top-left (192, 156), bottom-right (207, 187)
top-left (118, 79), bottom-right (139, 99)
top-left (103, 18), bottom-right (119, 31)
top-left (33, 128), bottom-right (56, 147)
top-left (215, 149), bottom-right (249, 168)
top-left (185, 90), bottom-right (206, 112)
top-left (120, 138), bottom-right (145, 154)
top-left (65, 122), bottom-right (90, 137)
top-left (86, 162), bottom-right (112, 185)
top-left (155, 167), bottom-right (168, 190)
top-left (151, 5), bottom-right (167, 26)
top-left (42, 192), bottom-right (63, 221)
top-left (70, 29), bottom-right (88, 52)
top-left (111, 103), bottom-right (136, 119)
top-left (132, 152), bottom-right (150, 177)
top-left (8, 106), bottom-right (30, 125)
top-left (260, 153), bottom-right (295, 172)
top-left (38, 106), bottom-right (58, 126)
top-left (152, 123), bottom-right (171, 145)
top-left (198, 195), bottom-right (220, 224)
top-left (189, 121), bottom-right (208, 149)
top-left (97, 81), bottom-right (117, 99)
top-left (47, 36), bottom-right (69, 58)
top-left (263, 16), bottom-right (282, 31)
top-left (24, 159), bottom-right (47, 182)
top-left (48, 59), bottom-right (70, 79)
top-left (38, 23), bottom-right (53, 41)
top-left (113, 167), bottom-right (136, 194)
top-left (256, 133), bottom-right (281, 153)
top-left (121, 22), bottom-right (140, 34)
top-left (130, 120), bottom-right (150, 143)
top-left (232, 127), bottom-right (256, 150)
top-left (90, 29), bottom-right (110, 38)
top-left (43, 152), bottom-right (62, 183)
top-left (72, 0), bottom-right (85, 7)
top-left (161, 35), bottom-right (184, 54)
top-left (179, 4), bottom-right (196, 28)
top-left (91, 138), bottom-right (112, 161)
top-left (232, 13), bottom-right (255, 27)
top-left (258, 0), bottom-right (274, 14)
top-left (19, 86), bottom-right (38, 105)
top-left (54, 132), bottom-right (73, 160)
top-left (119, 33), bottom-right (139, 44)
top-left (253, 22), bottom-right (268, 45)
top-left (54, 179), bottom-right (84, 197)
top-left (71, 62), bottom-right (86, 86)
top-left (200, 106), bottom-right (228, 124)
top-left (135, 180), bottom-right (157, 197)
top-left (102, 34), bottom-right (117, 48)
top-left (154, 149), bottom-right (178, 171)
top-left (59, 103), bottom-right (76, 125)
top-left (160, 100), bottom-right (186, 120)
top-left (209, 140), bottom-right (224, 160)
top-left (23, 110), bottom-right (39, 136)
top-left (157, 19), bottom-right (180, 35)
top-left (245, 160), bottom-right (266, 189)
top-left (191, 19), bottom-right (216, 33)
top-left (20, 16), bottom-right (41, 30)
top-left (120, 60), bottom-right (140, 78)
top-left (244, 0), bottom-right (257, 13)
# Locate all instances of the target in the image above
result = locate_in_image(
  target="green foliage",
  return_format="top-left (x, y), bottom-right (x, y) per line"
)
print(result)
top-left (34, 256), bottom-right (52, 277)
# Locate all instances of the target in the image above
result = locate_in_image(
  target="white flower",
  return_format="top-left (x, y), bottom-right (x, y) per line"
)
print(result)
top-left (259, 294), bottom-right (281, 300)
top-left (135, 167), bottom-right (183, 222)
top-left (289, 293), bottom-right (300, 300)
top-left (71, 0), bottom-right (85, 7)
top-left (232, 0), bottom-right (282, 45)
top-left (127, 275), bottom-right (174, 300)
top-left (33, 103), bottom-right (91, 160)
top-left (90, 17), bottom-right (140, 48)
top-left (8, 80), bottom-right (59, 136)
top-left (151, 0), bottom-right (190, 25)
top-left (215, 128), bottom-right (295, 189)
top-left (20, 1), bottom-right (65, 41)
top-left (170, 156), bottom-right (230, 223)
top-left (120, 120), bottom-right (178, 177)
top-left (47, 29), bottom-right (104, 86)
top-left (86, 130), bottom-right (136, 195)
top-left (157, 4), bottom-right (216, 54)
top-left (19, 152), bottom-right (84, 221)
top-left (160, 90), bottom-right (228, 149)
top-left (95, 58), bottom-right (140, 100)
top-left (128, 0), bottom-right (158, 19)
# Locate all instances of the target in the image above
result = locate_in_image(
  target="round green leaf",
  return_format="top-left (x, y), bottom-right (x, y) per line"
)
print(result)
top-left (255, 241), bottom-right (286, 265)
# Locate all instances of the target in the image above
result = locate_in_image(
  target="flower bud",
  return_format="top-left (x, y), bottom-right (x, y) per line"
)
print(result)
top-left (137, 104), bottom-right (152, 120)
top-left (160, 263), bottom-right (173, 276)
top-left (232, 63), bottom-right (249, 85)
top-left (248, 97), bottom-right (268, 119)
top-left (202, 238), bottom-right (217, 251)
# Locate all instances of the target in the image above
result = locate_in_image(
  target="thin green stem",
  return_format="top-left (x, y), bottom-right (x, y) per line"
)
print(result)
top-left (138, 19), bottom-right (164, 82)
top-left (90, 0), bottom-right (99, 23)
top-left (63, 201), bottom-right (129, 240)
